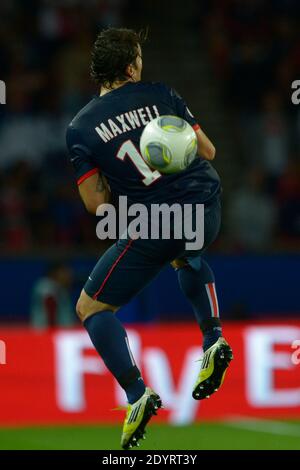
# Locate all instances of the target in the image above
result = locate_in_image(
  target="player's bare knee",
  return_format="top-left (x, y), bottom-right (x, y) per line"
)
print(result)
top-left (75, 295), bottom-right (88, 322)
top-left (76, 290), bottom-right (119, 322)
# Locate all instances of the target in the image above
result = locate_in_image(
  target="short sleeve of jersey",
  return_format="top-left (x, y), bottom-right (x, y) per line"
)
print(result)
top-left (66, 125), bottom-right (98, 185)
top-left (162, 84), bottom-right (200, 131)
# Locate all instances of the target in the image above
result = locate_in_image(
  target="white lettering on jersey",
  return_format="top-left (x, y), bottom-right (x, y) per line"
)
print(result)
top-left (108, 119), bottom-right (122, 137)
top-left (153, 105), bottom-right (160, 117)
top-left (95, 123), bottom-right (114, 143)
top-left (137, 107), bottom-right (149, 126)
top-left (95, 105), bottom-right (160, 143)
top-left (126, 110), bottom-right (141, 129)
top-left (145, 106), bottom-right (154, 121)
top-left (116, 114), bottom-right (131, 132)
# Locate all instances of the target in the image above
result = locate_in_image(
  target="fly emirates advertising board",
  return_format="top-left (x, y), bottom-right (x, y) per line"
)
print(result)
top-left (0, 322), bottom-right (299, 425)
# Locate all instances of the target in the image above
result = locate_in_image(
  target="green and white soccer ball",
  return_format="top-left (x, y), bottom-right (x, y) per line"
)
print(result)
top-left (140, 115), bottom-right (198, 174)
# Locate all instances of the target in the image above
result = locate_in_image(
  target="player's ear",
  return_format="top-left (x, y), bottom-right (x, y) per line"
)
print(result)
top-left (125, 63), bottom-right (134, 79)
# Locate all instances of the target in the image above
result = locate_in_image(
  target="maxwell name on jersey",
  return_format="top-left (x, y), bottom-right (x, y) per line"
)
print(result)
top-left (95, 105), bottom-right (160, 143)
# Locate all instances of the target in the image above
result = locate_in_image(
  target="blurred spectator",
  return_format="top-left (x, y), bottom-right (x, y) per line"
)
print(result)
top-left (238, 90), bottom-right (290, 189)
top-left (30, 263), bottom-right (75, 329)
top-left (227, 170), bottom-right (277, 251)
top-left (277, 158), bottom-right (300, 245)
top-left (0, 162), bottom-right (33, 251)
top-left (256, 91), bottom-right (289, 178)
top-left (201, 0), bottom-right (300, 252)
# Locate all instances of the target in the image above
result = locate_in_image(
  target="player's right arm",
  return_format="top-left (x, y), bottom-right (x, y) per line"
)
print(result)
top-left (78, 171), bottom-right (110, 214)
top-left (66, 125), bottom-right (110, 214)
top-left (194, 127), bottom-right (216, 161)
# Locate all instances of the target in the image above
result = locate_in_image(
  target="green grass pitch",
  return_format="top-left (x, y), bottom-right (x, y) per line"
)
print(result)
top-left (0, 421), bottom-right (299, 450)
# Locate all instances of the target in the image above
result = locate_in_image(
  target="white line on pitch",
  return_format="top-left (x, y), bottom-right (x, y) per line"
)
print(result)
top-left (223, 416), bottom-right (300, 438)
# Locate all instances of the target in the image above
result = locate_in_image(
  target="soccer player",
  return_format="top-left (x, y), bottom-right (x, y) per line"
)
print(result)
top-left (66, 28), bottom-right (233, 449)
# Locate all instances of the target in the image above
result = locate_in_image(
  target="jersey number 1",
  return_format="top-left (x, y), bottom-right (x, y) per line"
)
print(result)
top-left (116, 140), bottom-right (161, 186)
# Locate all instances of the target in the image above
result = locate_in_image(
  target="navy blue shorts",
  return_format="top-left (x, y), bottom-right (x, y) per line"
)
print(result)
top-left (84, 197), bottom-right (221, 306)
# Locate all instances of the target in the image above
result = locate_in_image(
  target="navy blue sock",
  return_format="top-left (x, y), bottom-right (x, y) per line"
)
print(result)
top-left (177, 260), bottom-right (222, 351)
top-left (84, 311), bottom-right (145, 404)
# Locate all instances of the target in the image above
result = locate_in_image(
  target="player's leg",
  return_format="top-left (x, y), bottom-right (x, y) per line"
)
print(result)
top-left (76, 237), bottom-right (156, 407)
top-left (77, 289), bottom-right (162, 449)
top-left (172, 197), bottom-right (233, 399)
top-left (175, 257), bottom-right (222, 351)
top-left (175, 257), bottom-right (232, 399)
top-left (76, 290), bottom-right (146, 406)
top-left (172, 196), bottom-right (223, 350)
top-left (75, 236), bottom-right (177, 449)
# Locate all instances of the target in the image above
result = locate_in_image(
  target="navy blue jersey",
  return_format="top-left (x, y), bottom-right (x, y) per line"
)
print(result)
top-left (66, 81), bottom-right (221, 205)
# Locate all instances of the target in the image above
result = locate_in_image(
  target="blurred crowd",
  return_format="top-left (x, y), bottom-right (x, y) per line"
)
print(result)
top-left (0, 0), bottom-right (128, 252)
top-left (201, 0), bottom-right (300, 251)
top-left (0, 0), bottom-right (299, 254)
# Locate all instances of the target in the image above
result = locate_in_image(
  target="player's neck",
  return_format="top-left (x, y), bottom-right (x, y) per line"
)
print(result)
top-left (100, 79), bottom-right (133, 97)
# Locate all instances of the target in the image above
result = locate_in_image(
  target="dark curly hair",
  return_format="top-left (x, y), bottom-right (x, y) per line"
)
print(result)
top-left (91, 27), bottom-right (147, 88)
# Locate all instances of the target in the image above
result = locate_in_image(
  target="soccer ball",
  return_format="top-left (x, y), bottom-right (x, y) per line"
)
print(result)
top-left (140, 115), bottom-right (198, 174)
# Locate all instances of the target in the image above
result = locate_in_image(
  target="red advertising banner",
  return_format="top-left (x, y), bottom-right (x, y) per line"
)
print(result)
top-left (0, 322), bottom-right (299, 426)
